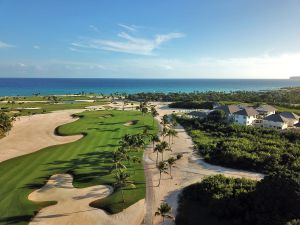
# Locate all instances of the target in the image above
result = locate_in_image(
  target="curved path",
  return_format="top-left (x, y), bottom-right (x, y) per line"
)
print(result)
top-left (29, 174), bottom-right (145, 225)
top-left (0, 109), bottom-right (84, 162)
top-left (143, 102), bottom-right (264, 225)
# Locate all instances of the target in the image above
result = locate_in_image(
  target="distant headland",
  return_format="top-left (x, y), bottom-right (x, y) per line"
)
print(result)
top-left (290, 76), bottom-right (300, 80)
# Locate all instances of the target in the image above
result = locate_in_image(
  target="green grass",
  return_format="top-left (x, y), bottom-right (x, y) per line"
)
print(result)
top-left (0, 100), bottom-right (108, 116)
top-left (0, 110), bottom-right (158, 225)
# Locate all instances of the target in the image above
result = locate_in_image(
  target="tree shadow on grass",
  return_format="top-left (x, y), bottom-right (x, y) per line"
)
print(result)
top-left (0, 214), bottom-right (32, 225)
top-left (23, 150), bottom-right (115, 191)
top-left (86, 127), bottom-right (120, 133)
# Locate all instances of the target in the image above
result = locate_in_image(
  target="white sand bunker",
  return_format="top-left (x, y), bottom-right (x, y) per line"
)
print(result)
top-left (28, 174), bottom-right (145, 225)
top-left (124, 120), bottom-right (138, 126)
top-left (0, 109), bottom-right (84, 162)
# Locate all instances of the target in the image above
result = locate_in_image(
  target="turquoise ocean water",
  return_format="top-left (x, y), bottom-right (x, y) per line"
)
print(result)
top-left (0, 78), bottom-right (300, 96)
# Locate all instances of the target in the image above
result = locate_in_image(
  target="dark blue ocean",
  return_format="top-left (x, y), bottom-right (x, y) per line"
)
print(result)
top-left (0, 78), bottom-right (300, 96)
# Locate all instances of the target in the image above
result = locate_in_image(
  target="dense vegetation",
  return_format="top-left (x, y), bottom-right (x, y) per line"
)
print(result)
top-left (177, 111), bottom-right (300, 173)
top-left (0, 110), bottom-right (158, 225)
top-left (0, 112), bottom-right (12, 137)
top-left (128, 87), bottom-right (300, 104)
top-left (176, 171), bottom-right (300, 225)
top-left (169, 101), bottom-right (217, 109)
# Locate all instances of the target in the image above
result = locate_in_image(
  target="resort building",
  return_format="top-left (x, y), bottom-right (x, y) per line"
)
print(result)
top-left (262, 114), bottom-right (290, 129)
top-left (233, 107), bottom-right (259, 126)
top-left (280, 112), bottom-right (300, 126)
top-left (215, 105), bottom-right (240, 120)
top-left (256, 105), bottom-right (276, 116)
top-left (192, 103), bottom-right (299, 130)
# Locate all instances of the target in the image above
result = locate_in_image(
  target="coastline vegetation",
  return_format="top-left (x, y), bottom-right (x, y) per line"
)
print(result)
top-left (175, 110), bottom-right (300, 225)
top-left (0, 112), bottom-right (12, 138)
top-left (128, 87), bottom-right (300, 104)
top-left (176, 111), bottom-right (300, 174)
top-left (176, 171), bottom-right (300, 225)
top-left (128, 87), bottom-right (300, 114)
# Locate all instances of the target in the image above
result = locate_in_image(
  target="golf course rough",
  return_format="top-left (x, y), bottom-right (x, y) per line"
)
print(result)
top-left (0, 110), bottom-right (158, 225)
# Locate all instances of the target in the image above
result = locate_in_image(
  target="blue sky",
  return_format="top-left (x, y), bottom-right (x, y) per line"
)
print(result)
top-left (0, 0), bottom-right (300, 78)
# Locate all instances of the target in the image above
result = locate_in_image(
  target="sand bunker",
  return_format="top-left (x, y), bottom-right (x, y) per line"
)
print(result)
top-left (28, 174), bottom-right (145, 225)
top-left (15, 107), bottom-right (41, 110)
top-left (0, 109), bottom-right (84, 162)
top-left (124, 120), bottom-right (138, 126)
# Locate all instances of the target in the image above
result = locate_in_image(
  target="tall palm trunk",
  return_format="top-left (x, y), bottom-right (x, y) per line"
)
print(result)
top-left (158, 172), bottom-right (162, 187)
top-left (121, 189), bottom-right (125, 203)
top-left (156, 152), bottom-right (159, 165)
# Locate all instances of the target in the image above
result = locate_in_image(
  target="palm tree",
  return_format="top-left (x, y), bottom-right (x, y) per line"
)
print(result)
top-left (169, 129), bottom-right (178, 144)
top-left (170, 114), bottom-right (177, 127)
top-left (167, 157), bottom-right (176, 179)
top-left (157, 161), bottom-right (168, 187)
top-left (131, 156), bottom-right (141, 175)
top-left (142, 127), bottom-right (149, 138)
top-left (141, 107), bottom-right (148, 116)
top-left (150, 134), bottom-right (160, 151)
top-left (151, 106), bottom-right (159, 127)
top-left (154, 143), bottom-right (162, 165)
top-left (161, 127), bottom-right (168, 140)
top-left (114, 169), bottom-right (134, 203)
top-left (161, 115), bottom-right (169, 127)
top-left (155, 202), bottom-right (172, 224)
top-left (111, 150), bottom-right (127, 171)
top-left (159, 141), bottom-right (169, 161)
top-left (166, 129), bottom-right (172, 146)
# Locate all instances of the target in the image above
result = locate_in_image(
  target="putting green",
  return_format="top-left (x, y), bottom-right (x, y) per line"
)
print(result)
top-left (0, 110), bottom-right (157, 225)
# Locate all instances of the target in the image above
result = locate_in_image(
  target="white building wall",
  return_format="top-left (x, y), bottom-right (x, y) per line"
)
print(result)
top-left (262, 120), bottom-right (288, 129)
top-left (234, 115), bottom-right (257, 126)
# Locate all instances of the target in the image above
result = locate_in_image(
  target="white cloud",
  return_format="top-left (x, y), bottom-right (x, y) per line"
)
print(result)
top-left (89, 25), bottom-right (100, 32)
top-left (120, 52), bottom-right (300, 78)
top-left (2, 52), bottom-right (298, 79)
top-left (118, 23), bottom-right (138, 32)
top-left (0, 40), bottom-right (14, 48)
top-left (72, 31), bottom-right (185, 55)
top-left (33, 45), bottom-right (40, 49)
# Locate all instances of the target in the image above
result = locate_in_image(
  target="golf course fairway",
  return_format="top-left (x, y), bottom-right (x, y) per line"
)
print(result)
top-left (0, 110), bottom-right (158, 225)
